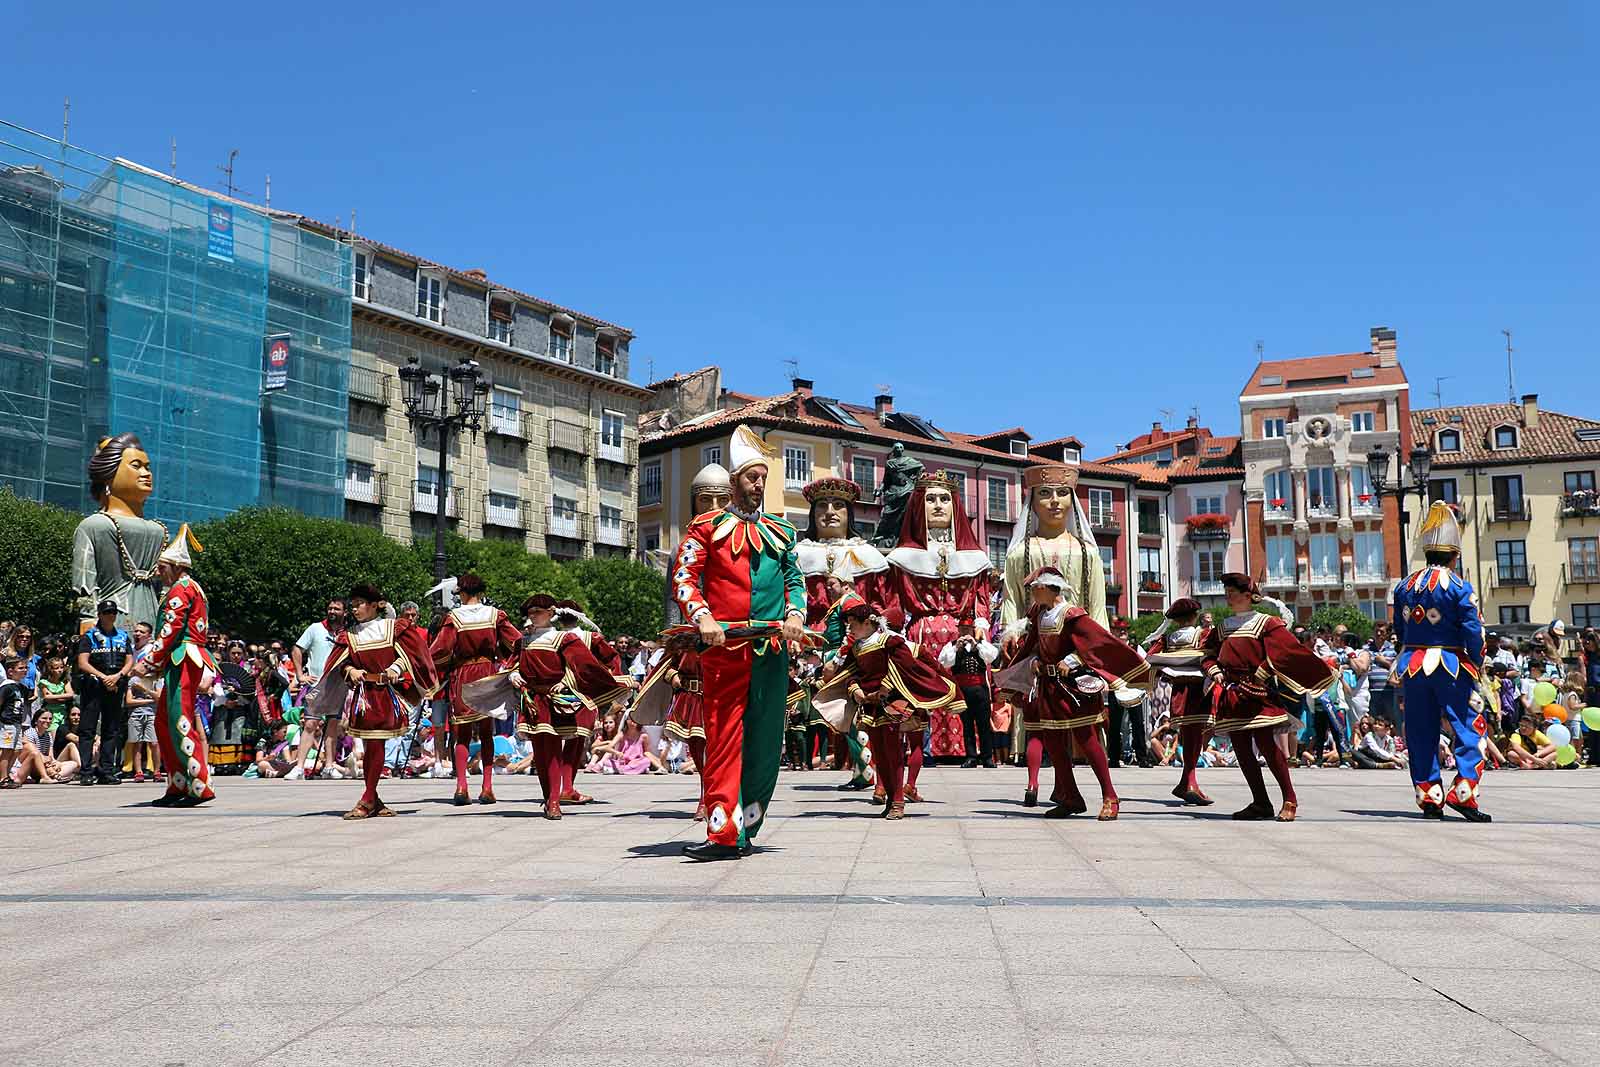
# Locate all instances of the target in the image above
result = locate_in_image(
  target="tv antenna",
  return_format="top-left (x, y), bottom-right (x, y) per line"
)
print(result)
top-left (1158, 407), bottom-right (1174, 427)
top-left (216, 149), bottom-right (249, 198)
top-left (1502, 329), bottom-right (1515, 402)
top-left (1432, 376), bottom-right (1453, 407)
top-left (1254, 339), bottom-right (1264, 361)
top-left (782, 358), bottom-right (800, 384)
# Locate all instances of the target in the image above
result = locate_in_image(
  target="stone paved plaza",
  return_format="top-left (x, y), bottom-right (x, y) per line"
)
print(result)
top-left (6, 766), bottom-right (1599, 1066)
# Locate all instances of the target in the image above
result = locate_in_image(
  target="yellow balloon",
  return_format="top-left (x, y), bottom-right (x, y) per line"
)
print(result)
top-left (1557, 744), bottom-right (1579, 767)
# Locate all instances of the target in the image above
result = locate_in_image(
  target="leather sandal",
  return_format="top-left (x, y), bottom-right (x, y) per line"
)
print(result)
top-left (903, 786), bottom-right (925, 803)
top-left (1176, 787), bottom-right (1214, 806)
top-left (885, 799), bottom-right (906, 820)
top-left (1275, 800), bottom-right (1298, 823)
top-left (1097, 798), bottom-right (1120, 822)
top-left (343, 799), bottom-right (379, 821)
top-left (544, 798), bottom-right (563, 821)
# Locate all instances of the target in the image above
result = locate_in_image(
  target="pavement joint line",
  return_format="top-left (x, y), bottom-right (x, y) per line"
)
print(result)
top-left (6, 890), bottom-right (1596, 914)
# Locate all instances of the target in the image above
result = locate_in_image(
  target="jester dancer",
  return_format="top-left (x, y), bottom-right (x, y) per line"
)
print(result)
top-left (316, 583), bottom-right (440, 821)
top-left (824, 601), bottom-right (963, 819)
top-left (672, 424), bottom-right (807, 861)
top-left (998, 566), bottom-right (1149, 819)
top-left (1205, 574), bottom-right (1336, 822)
top-left (883, 469), bottom-right (993, 797)
top-left (135, 525), bottom-right (220, 808)
top-left (552, 599), bottom-right (626, 807)
top-left (798, 478), bottom-right (886, 789)
top-left (1142, 598), bottom-right (1219, 805)
top-left (429, 572), bottom-right (523, 807)
top-left (1394, 502), bottom-right (1489, 821)
top-left (510, 594), bottom-right (633, 819)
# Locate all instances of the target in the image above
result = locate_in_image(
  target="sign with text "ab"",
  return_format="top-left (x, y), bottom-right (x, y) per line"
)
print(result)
top-left (263, 333), bottom-right (291, 392)
top-left (207, 200), bottom-right (234, 263)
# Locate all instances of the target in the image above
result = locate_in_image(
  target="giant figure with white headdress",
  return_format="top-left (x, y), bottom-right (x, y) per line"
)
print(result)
top-left (1393, 502), bottom-right (1489, 821)
top-left (999, 464), bottom-right (1107, 628)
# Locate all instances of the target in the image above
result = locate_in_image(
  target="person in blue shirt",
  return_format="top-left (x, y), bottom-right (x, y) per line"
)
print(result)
top-left (74, 599), bottom-right (134, 785)
top-left (1393, 503), bottom-right (1488, 822)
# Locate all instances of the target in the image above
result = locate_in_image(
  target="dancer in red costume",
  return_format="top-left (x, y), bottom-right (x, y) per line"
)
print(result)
top-left (429, 572), bottom-right (523, 806)
top-left (317, 583), bottom-right (440, 821)
top-left (658, 633), bottom-right (709, 820)
top-left (883, 469), bottom-right (992, 792)
top-left (824, 602), bottom-right (963, 819)
top-left (510, 594), bottom-right (633, 820)
top-left (1205, 573), bottom-right (1337, 822)
top-left (552, 599), bottom-right (625, 807)
top-left (998, 566), bottom-right (1148, 819)
top-left (1142, 597), bottom-right (1220, 806)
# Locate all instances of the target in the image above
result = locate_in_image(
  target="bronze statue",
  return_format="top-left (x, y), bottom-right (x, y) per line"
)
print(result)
top-left (872, 443), bottom-right (924, 548)
top-left (71, 433), bottom-right (170, 632)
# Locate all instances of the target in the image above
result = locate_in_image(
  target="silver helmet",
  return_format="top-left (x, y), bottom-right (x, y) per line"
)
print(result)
top-left (691, 463), bottom-right (732, 493)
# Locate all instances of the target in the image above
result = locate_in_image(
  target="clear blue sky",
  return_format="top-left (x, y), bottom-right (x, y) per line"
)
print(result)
top-left (11, 3), bottom-right (1596, 456)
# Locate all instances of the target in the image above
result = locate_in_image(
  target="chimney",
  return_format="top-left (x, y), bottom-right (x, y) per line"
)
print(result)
top-left (1370, 326), bottom-right (1398, 368)
top-left (1521, 393), bottom-right (1539, 429)
top-left (464, 268), bottom-right (488, 280)
top-left (1186, 414), bottom-right (1198, 431)
top-left (1150, 420), bottom-right (1164, 442)
top-left (791, 377), bottom-right (814, 396)
top-left (875, 393), bottom-right (894, 419)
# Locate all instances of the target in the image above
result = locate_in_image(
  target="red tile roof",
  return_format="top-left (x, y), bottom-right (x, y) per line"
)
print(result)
top-left (1412, 403), bottom-right (1600, 467)
top-left (1092, 437), bottom-right (1245, 486)
top-left (1240, 352), bottom-right (1407, 396)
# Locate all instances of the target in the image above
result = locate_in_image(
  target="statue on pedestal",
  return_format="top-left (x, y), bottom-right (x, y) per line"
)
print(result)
top-left (872, 443), bottom-right (923, 549)
top-left (71, 433), bottom-right (170, 633)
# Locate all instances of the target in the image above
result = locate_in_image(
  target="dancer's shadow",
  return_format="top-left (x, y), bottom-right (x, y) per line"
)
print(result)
top-left (610, 809), bottom-right (697, 820)
top-left (1344, 808), bottom-right (1429, 819)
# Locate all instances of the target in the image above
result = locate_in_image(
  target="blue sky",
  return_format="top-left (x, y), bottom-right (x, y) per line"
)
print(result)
top-left (11, 3), bottom-right (1595, 456)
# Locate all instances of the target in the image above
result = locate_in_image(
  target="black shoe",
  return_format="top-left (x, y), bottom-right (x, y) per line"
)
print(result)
top-left (683, 841), bottom-right (743, 862)
top-left (960, 758), bottom-right (979, 769)
top-left (1023, 788), bottom-right (1038, 808)
top-left (982, 760), bottom-right (997, 769)
top-left (174, 794), bottom-right (213, 808)
top-left (78, 774), bottom-right (96, 786)
top-left (95, 773), bottom-right (122, 785)
top-left (739, 841), bottom-right (755, 857)
top-left (838, 777), bottom-right (870, 791)
top-left (1107, 759), bottom-right (1122, 770)
top-left (150, 794), bottom-right (182, 807)
top-left (1446, 800), bottom-right (1492, 823)
top-left (1419, 804), bottom-right (1443, 820)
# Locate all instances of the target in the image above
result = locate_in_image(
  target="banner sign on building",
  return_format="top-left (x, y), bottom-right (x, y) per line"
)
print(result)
top-left (207, 201), bottom-right (235, 262)
top-left (262, 333), bottom-right (291, 392)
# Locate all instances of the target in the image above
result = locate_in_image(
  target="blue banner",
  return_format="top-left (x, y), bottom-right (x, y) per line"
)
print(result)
top-left (263, 333), bottom-right (291, 392)
top-left (207, 200), bottom-right (235, 262)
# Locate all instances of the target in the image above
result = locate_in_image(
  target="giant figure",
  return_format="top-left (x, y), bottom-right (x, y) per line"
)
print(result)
top-left (72, 433), bottom-right (170, 633)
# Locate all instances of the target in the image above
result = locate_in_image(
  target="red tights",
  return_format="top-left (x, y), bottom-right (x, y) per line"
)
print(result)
top-left (1177, 724), bottom-right (1207, 794)
top-left (359, 740), bottom-right (384, 806)
top-left (905, 730), bottom-right (925, 789)
top-left (869, 725), bottom-right (904, 807)
top-left (532, 735), bottom-right (564, 804)
top-left (689, 737), bottom-right (708, 805)
top-left (1025, 728), bottom-right (1115, 804)
top-left (1230, 727), bottom-right (1296, 808)
top-left (453, 719), bottom-right (494, 795)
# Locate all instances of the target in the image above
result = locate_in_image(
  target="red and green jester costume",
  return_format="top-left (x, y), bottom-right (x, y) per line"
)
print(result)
top-left (145, 526), bottom-right (221, 806)
top-left (673, 499), bottom-right (807, 852)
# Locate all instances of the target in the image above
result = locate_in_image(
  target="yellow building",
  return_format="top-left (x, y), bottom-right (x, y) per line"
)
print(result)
top-left (1412, 395), bottom-right (1600, 632)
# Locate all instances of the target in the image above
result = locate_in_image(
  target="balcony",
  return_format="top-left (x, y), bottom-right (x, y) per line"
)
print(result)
top-left (987, 502), bottom-right (1011, 523)
top-left (1137, 521), bottom-right (1163, 538)
top-left (1490, 564), bottom-right (1536, 590)
top-left (1563, 562), bottom-right (1600, 588)
top-left (488, 407), bottom-right (534, 441)
top-left (1306, 501), bottom-right (1338, 521)
top-left (1104, 581), bottom-right (1124, 599)
top-left (1262, 572), bottom-right (1298, 591)
top-left (1185, 518), bottom-right (1231, 543)
top-left (547, 506), bottom-right (588, 541)
top-left (1090, 516), bottom-right (1120, 537)
top-left (597, 435), bottom-right (636, 467)
top-left (1192, 580), bottom-right (1225, 597)
top-left (1561, 491), bottom-right (1600, 519)
top-left (548, 419), bottom-right (590, 455)
top-left (484, 498), bottom-right (531, 530)
top-left (1263, 501), bottom-right (1294, 523)
top-left (1309, 572), bottom-right (1342, 588)
top-left (1351, 494), bottom-right (1382, 517)
top-left (1352, 571), bottom-right (1390, 586)
top-left (1137, 572), bottom-right (1164, 594)
top-left (344, 470), bottom-right (385, 506)
top-left (411, 481), bottom-right (458, 518)
top-left (596, 518), bottom-right (635, 548)
top-left (1487, 501), bottom-right (1532, 524)
top-left (348, 366), bottom-right (388, 407)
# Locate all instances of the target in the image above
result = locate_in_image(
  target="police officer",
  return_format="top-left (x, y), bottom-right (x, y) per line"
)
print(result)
top-left (75, 599), bottom-right (133, 785)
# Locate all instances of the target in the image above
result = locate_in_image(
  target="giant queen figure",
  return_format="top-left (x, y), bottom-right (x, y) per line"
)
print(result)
top-left (72, 433), bottom-right (170, 633)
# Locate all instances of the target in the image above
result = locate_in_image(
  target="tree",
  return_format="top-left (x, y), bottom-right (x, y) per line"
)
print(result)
top-left (409, 530), bottom-right (477, 589)
top-left (469, 539), bottom-right (585, 614)
top-left (192, 508), bottom-right (430, 641)
top-left (1126, 612), bottom-right (1166, 647)
top-left (1308, 603), bottom-right (1374, 643)
top-left (565, 557), bottom-right (667, 640)
top-left (0, 489), bottom-right (80, 636)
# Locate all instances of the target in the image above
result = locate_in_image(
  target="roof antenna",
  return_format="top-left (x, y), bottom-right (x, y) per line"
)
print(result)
top-left (62, 97), bottom-right (69, 144)
top-left (264, 173), bottom-right (271, 209)
top-left (351, 208), bottom-right (357, 236)
top-left (1502, 329), bottom-right (1515, 402)
top-left (170, 136), bottom-right (177, 177)
top-left (1432, 376), bottom-right (1452, 407)
top-left (782, 358), bottom-right (799, 384)
top-left (1254, 339), bottom-right (1264, 361)
top-left (1158, 408), bottom-right (1173, 427)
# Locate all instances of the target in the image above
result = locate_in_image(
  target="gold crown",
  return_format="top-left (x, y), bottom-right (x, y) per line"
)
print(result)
top-left (1023, 464), bottom-right (1078, 492)
top-left (914, 469), bottom-right (961, 493)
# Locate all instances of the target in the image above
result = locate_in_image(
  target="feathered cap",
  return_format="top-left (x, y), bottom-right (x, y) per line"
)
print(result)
top-left (1025, 565), bottom-right (1069, 591)
top-left (914, 469), bottom-right (961, 493)
top-left (829, 548), bottom-right (866, 584)
top-left (802, 477), bottom-right (860, 504)
top-left (728, 424), bottom-right (778, 476)
top-left (1022, 464), bottom-right (1079, 492)
top-left (553, 599), bottom-right (599, 632)
top-left (1417, 501), bottom-right (1462, 553)
top-left (691, 462), bottom-right (731, 493)
top-left (157, 524), bottom-right (202, 568)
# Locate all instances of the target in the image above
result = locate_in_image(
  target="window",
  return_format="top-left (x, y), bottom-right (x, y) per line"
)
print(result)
top-left (1571, 538), bottom-right (1599, 581)
top-left (549, 495), bottom-right (579, 538)
top-left (947, 470), bottom-right (967, 505)
top-left (1194, 547), bottom-right (1225, 587)
top-left (352, 250), bottom-right (371, 300)
top-left (851, 457), bottom-right (875, 493)
top-left (600, 410), bottom-right (626, 450)
top-left (416, 272), bottom-right (443, 323)
top-left (550, 319), bottom-right (573, 363)
top-left (641, 461), bottom-right (662, 506)
top-left (416, 462), bottom-right (444, 492)
top-left (1428, 478), bottom-right (1458, 505)
top-left (488, 298), bottom-right (514, 345)
top-left (1138, 547), bottom-right (1162, 589)
top-left (783, 446), bottom-right (811, 489)
top-left (1009, 440), bottom-right (1029, 456)
top-left (1350, 411), bottom-right (1375, 433)
top-left (1098, 545), bottom-right (1115, 575)
top-left (1308, 534), bottom-right (1340, 583)
top-left (1493, 426), bottom-right (1518, 450)
top-left (1437, 429), bottom-right (1461, 452)
top-left (1262, 417), bottom-right (1286, 439)
top-left (1062, 448), bottom-right (1081, 463)
top-left (1566, 471), bottom-right (1596, 493)
top-left (1500, 606), bottom-right (1530, 625)
top-left (701, 445), bottom-right (722, 468)
top-left (1575, 604), bottom-right (1600, 629)
top-left (1264, 469), bottom-right (1293, 513)
top-left (1088, 488), bottom-right (1115, 528)
top-left (641, 525), bottom-right (662, 556)
top-left (1266, 535), bottom-right (1296, 581)
top-left (1354, 532), bottom-right (1385, 579)
top-left (489, 386), bottom-right (521, 436)
top-left (599, 504), bottom-right (623, 536)
top-left (486, 491), bottom-right (520, 527)
top-left (1495, 540), bottom-right (1528, 582)
top-left (596, 337), bottom-right (617, 376)
top-left (345, 459), bottom-right (377, 504)
top-left (1192, 494), bottom-right (1223, 517)
top-left (987, 536), bottom-right (1009, 571)
top-left (1491, 475), bottom-right (1525, 520)
top-left (1307, 467), bottom-right (1337, 515)
top-left (1137, 498), bottom-right (1161, 536)
top-left (987, 477), bottom-right (1008, 519)
top-left (1358, 599), bottom-right (1383, 622)
top-left (1347, 466), bottom-right (1375, 512)
top-left (1155, 447), bottom-right (1173, 464)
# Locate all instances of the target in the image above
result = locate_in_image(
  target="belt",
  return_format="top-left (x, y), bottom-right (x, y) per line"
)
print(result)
top-left (1041, 664), bottom-right (1059, 677)
top-left (1402, 645), bottom-right (1471, 655)
top-left (461, 656), bottom-right (492, 666)
top-left (682, 680), bottom-right (701, 694)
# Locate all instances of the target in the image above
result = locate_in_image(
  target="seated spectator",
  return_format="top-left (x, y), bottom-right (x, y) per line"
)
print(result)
top-left (253, 721), bottom-right (296, 778)
top-left (1149, 723), bottom-right (1179, 767)
top-left (1507, 717), bottom-right (1558, 769)
top-left (1353, 716), bottom-right (1406, 769)
top-left (587, 718), bottom-right (667, 775)
top-left (12, 707), bottom-right (72, 783)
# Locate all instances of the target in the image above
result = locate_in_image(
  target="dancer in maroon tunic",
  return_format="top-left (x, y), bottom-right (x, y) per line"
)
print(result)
top-left (429, 572), bottom-right (523, 806)
top-left (998, 566), bottom-right (1149, 819)
top-left (659, 634), bottom-right (709, 820)
top-left (1142, 597), bottom-right (1220, 806)
top-left (824, 601), bottom-right (963, 819)
top-left (1205, 573), bottom-right (1337, 821)
top-left (552, 599), bottom-right (623, 807)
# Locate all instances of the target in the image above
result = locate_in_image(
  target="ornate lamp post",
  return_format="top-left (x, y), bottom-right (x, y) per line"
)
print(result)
top-left (1366, 442), bottom-right (1433, 558)
top-left (397, 355), bottom-right (488, 587)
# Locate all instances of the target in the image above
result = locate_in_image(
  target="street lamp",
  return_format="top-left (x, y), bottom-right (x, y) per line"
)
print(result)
top-left (397, 355), bottom-right (487, 590)
top-left (1366, 443), bottom-right (1434, 557)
